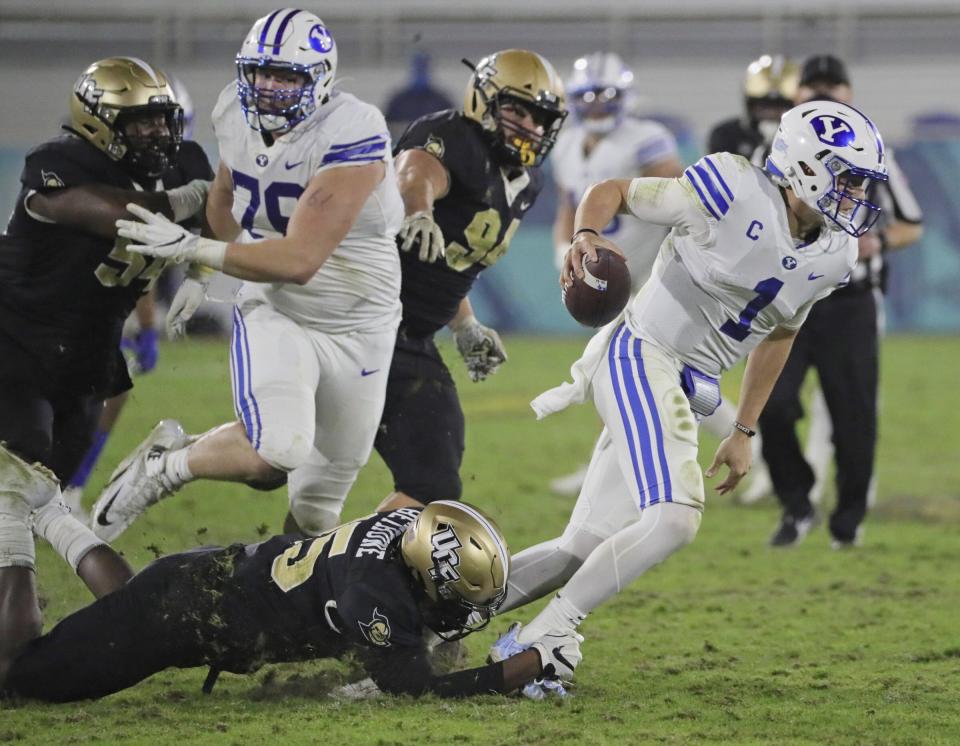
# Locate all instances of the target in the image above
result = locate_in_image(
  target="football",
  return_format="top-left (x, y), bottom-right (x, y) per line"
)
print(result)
top-left (562, 248), bottom-right (632, 328)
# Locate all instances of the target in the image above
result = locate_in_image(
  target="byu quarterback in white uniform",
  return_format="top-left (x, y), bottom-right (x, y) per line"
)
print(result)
top-left (492, 101), bottom-right (888, 673)
top-left (548, 52), bottom-right (768, 500)
top-left (93, 9), bottom-right (403, 539)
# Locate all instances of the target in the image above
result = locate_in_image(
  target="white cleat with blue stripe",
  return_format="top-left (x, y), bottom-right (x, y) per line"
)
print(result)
top-left (90, 419), bottom-right (188, 542)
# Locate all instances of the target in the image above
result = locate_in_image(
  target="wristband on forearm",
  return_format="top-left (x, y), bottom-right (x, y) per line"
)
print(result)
top-left (571, 227), bottom-right (600, 241)
top-left (733, 421), bottom-right (757, 438)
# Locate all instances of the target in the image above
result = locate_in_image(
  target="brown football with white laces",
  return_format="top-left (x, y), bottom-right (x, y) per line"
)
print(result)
top-left (562, 248), bottom-right (632, 328)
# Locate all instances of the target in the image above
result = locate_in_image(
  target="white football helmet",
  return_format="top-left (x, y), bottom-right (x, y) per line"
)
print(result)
top-left (566, 52), bottom-right (634, 135)
top-left (765, 101), bottom-right (888, 237)
top-left (236, 8), bottom-right (338, 133)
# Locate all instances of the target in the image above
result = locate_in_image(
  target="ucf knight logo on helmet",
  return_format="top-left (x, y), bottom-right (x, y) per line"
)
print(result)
top-left (429, 524), bottom-right (463, 584)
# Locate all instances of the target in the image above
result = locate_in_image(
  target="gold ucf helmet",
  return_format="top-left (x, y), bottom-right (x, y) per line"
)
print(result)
top-left (69, 56), bottom-right (184, 178)
top-left (401, 500), bottom-right (509, 640)
top-left (743, 54), bottom-right (800, 128)
top-left (462, 49), bottom-right (567, 167)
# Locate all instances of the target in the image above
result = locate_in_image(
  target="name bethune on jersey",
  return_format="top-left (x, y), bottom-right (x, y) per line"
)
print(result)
top-left (355, 508), bottom-right (421, 558)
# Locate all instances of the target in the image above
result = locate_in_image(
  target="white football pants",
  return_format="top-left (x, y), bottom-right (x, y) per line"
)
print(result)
top-left (503, 325), bottom-right (703, 614)
top-left (230, 301), bottom-right (396, 534)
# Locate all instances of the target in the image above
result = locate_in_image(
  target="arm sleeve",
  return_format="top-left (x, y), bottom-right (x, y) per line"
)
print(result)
top-left (624, 175), bottom-right (714, 246)
top-left (362, 646), bottom-right (510, 698)
top-left (317, 104), bottom-right (391, 173)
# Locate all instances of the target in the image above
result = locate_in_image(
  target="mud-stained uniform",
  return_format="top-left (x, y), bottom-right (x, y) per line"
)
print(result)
top-left (0, 134), bottom-right (212, 479)
top-left (377, 111), bottom-right (543, 502)
top-left (3, 509), bottom-right (511, 701)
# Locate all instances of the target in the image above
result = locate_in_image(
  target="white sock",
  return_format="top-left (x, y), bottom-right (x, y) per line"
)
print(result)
top-left (517, 593), bottom-right (587, 645)
top-left (30, 499), bottom-right (104, 572)
top-left (162, 447), bottom-right (194, 490)
top-left (0, 515), bottom-right (35, 569)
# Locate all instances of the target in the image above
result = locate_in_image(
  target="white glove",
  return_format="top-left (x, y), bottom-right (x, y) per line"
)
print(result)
top-left (117, 204), bottom-right (227, 268)
top-left (531, 630), bottom-right (584, 681)
top-left (398, 210), bottom-right (445, 263)
top-left (166, 276), bottom-right (209, 339)
top-left (165, 178), bottom-right (211, 222)
top-left (451, 317), bottom-right (507, 383)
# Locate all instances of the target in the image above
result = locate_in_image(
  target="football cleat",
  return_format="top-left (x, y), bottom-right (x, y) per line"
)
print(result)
top-left (0, 442), bottom-right (60, 520)
top-left (90, 420), bottom-right (188, 542)
top-left (488, 621), bottom-right (526, 663)
top-left (488, 623), bottom-right (572, 700)
top-left (769, 510), bottom-right (819, 548)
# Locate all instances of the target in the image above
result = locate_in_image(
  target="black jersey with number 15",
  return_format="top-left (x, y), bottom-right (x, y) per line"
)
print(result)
top-left (394, 111), bottom-right (544, 337)
top-left (214, 508), bottom-right (427, 669)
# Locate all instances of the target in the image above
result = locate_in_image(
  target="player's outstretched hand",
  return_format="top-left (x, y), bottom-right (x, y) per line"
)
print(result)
top-left (398, 210), bottom-right (445, 263)
top-left (561, 232), bottom-right (624, 288)
top-left (117, 204), bottom-right (198, 263)
top-left (531, 629), bottom-right (584, 681)
top-left (166, 277), bottom-right (209, 339)
top-left (452, 317), bottom-right (507, 382)
top-left (705, 432), bottom-right (753, 495)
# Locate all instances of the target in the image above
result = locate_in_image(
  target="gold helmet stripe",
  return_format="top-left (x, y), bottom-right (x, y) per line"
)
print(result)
top-left (116, 55), bottom-right (163, 87)
top-left (431, 500), bottom-right (510, 574)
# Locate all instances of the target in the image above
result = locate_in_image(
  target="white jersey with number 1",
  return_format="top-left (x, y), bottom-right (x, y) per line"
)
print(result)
top-left (212, 84), bottom-right (403, 334)
top-left (624, 152), bottom-right (857, 376)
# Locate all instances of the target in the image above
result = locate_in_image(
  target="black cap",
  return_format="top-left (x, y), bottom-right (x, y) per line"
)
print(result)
top-left (799, 55), bottom-right (850, 87)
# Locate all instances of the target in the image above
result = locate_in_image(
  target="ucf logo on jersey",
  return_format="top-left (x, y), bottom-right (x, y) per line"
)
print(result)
top-left (358, 607), bottom-right (392, 647)
top-left (428, 524), bottom-right (463, 584)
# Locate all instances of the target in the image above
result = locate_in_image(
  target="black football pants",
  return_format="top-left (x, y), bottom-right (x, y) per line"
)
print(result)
top-left (759, 290), bottom-right (878, 543)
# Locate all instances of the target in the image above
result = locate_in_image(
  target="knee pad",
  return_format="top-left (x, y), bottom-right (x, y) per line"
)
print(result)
top-left (658, 502), bottom-right (702, 549)
top-left (255, 427), bottom-right (314, 474)
top-left (288, 454), bottom-right (364, 535)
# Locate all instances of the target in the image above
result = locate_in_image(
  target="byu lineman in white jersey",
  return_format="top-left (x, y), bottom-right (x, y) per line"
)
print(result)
top-left (91, 9), bottom-right (404, 539)
top-left (491, 100), bottom-right (888, 682)
top-left (549, 52), bottom-right (769, 498)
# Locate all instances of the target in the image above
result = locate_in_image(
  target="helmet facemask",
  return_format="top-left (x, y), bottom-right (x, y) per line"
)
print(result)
top-left (236, 60), bottom-right (332, 134)
top-left (488, 91), bottom-right (566, 167)
top-left (114, 104), bottom-right (183, 179)
top-left (571, 86), bottom-right (626, 135)
top-left (814, 155), bottom-right (886, 236)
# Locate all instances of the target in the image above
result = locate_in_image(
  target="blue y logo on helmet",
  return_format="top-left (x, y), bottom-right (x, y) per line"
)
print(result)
top-left (811, 115), bottom-right (856, 147)
top-left (309, 24), bottom-right (334, 53)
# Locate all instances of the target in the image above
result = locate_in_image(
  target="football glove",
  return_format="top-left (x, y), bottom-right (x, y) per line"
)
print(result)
top-left (452, 317), bottom-right (507, 383)
top-left (117, 204), bottom-right (227, 269)
top-left (522, 677), bottom-right (571, 700)
top-left (531, 630), bottom-right (584, 682)
top-left (166, 276), bottom-right (209, 339)
top-left (398, 210), bottom-right (445, 263)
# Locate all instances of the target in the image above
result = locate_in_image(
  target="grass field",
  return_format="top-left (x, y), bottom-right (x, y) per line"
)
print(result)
top-left (4, 334), bottom-right (960, 745)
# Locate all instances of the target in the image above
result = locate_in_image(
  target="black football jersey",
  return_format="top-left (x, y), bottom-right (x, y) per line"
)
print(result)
top-left (394, 111), bottom-right (544, 337)
top-left (706, 117), bottom-right (765, 161)
top-left (0, 134), bottom-right (212, 396)
top-left (213, 508), bottom-right (427, 669)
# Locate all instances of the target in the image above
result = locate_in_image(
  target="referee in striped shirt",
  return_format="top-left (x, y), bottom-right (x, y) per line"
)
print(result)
top-left (763, 54), bottom-right (924, 548)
